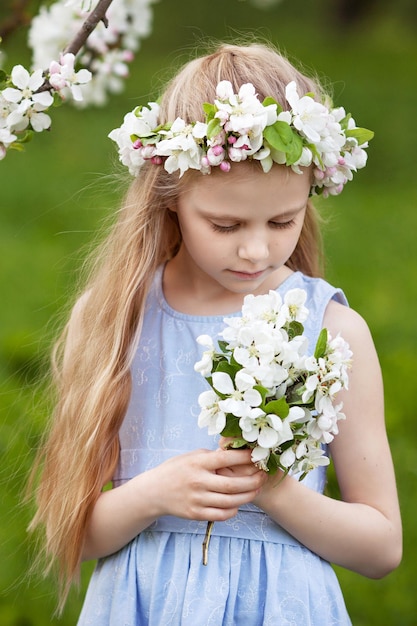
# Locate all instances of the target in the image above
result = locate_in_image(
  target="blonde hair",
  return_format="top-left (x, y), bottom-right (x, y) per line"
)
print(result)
top-left (29, 42), bottom-right (326, 608)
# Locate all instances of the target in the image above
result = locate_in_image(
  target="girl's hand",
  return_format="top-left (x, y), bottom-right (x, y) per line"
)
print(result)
top-left (151, 447), bottom-right (266, 523)
top-left (216, 436), bottom-right (266, 479)
top-left (82, 446), bottom-right (266, 561)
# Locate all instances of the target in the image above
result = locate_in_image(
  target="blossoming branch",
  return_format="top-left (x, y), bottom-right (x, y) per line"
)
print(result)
top-left (0, 0), bottom-right (156, 159)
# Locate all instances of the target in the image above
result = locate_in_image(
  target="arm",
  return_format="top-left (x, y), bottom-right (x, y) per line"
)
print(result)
top-left (62, 297), bottom-right (265, 561)
top-left (82, 447), bottom-right (266, 561)
top-left (253, 301), bottom-right (402, 578)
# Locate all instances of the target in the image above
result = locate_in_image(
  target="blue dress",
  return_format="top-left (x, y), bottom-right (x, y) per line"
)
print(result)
top-left (78, 268), bottom-right (352, 625)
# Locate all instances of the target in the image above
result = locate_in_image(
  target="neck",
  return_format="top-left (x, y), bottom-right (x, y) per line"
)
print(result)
top-left (163, 250), bottom-right (294, 316)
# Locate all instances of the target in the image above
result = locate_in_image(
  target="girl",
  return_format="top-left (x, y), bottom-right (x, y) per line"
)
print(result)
top-left (30, 43), bottom-right (402, 625)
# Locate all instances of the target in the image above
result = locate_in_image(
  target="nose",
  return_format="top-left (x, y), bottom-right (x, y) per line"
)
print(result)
top-left (238, 233), bottom-right (269, 263)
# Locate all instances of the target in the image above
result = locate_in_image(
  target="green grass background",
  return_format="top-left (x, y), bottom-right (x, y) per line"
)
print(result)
top-left (1, 0), bottom-right (416, 623)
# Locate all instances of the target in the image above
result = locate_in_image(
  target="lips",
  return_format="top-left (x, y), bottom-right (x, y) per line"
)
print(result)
top-left (229, 269), bottom-right (266, 280)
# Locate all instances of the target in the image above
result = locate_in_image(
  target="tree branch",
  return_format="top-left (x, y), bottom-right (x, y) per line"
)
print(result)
top-left (34, 0), bottom-right (116, 93)
top-left (64, 0), bottom-right (115, 56)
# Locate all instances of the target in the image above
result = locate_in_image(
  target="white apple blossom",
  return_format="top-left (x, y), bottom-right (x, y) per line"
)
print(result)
top-left (2, 66), bottom-right (53, 110)
top-left (0, 128), bottom-right (17, 159)
top-left (285, 81), bottom-right (330, 144)
top-left (212, 370), bottom-right (263, 417)
top-left (250, 445), bottom-right (271, 471)
top-left (108, 102), bottom-right (160, 175)
top-left (282, 288), bottom-right (309, 323)
top-left (7, 100), bottom-right (52, 133)
top-left (49, 53), bottom-right (92, 101)
top-left (152, 118), bottom-right (207, 176)
top-left (0, 93), bottom-right (17, 129)
top-left (197, 390), bottom-right (227, 436)
top-left (293, 443), bottom-right (330, 475)
top-left (194, 335), bottom-right (216, 377)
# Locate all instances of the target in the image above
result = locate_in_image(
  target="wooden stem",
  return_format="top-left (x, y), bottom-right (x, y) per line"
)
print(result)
top-left (202, 521), bottom-right (214, 566)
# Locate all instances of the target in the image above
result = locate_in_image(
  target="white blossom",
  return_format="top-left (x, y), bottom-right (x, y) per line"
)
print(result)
top-left (197, 390), bottom-right (226, 436)
top-left (194, 335), bottom-right (216, 377)
top-left (196, 288), bottom-right (351, 479)
top-left (0, 128), bottom-right (17, 159)
top-left (49, 53), bottom-right (92, 101)
top-left (155, 118), bottom-right (205, 176)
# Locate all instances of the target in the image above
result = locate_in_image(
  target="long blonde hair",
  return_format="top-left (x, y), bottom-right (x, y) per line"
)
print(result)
top-left (29, 42), bottom-right (326, 608)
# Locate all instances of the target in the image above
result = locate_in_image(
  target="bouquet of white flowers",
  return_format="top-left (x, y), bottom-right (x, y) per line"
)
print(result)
top-left (194, 288), bottom-right (352, 564)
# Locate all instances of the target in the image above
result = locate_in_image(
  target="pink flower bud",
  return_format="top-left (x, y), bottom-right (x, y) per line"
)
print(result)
top-left (338, 157), bottom-right (346, 166)
top-left (49, 60), bottom-right (61, 75)
top-left (133, 139), bottom-right (143, 150)
top-left (220, 161), bottom-right (231, 172)
top-left (201, 156), bottom-right (210, 167)
top-left (151, 156), bottom-right (163, 165)
top-left (123, 50), bottom-right (135, 63)
top-left (314, 168), bottom-right (325, 181)
top-left (212, 145), bottom-right (224, 157)
top-left (207, 146), bottom-right (225, 166)
top-left (228, 135), bottom-right (237, 144)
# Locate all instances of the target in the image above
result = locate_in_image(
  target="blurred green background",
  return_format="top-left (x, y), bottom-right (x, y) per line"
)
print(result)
top-left (1, 0), bottom-right (416, 624)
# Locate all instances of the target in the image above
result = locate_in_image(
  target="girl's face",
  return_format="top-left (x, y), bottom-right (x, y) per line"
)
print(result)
top-left (172, 163), bottom-right (311, 300)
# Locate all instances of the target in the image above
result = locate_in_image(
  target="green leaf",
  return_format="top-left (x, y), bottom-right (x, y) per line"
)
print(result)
top-left (207, 118), bottom-right (222, 139)
top-left (339, 113), bottom-right (351, 130)
top-left (266, 452), bottom-right (279, 475)
top-left (262, 96), bottom-right (282, 115)
top-left (264, 122), bottom-right (303, 164)
top-left (217, 340), bottom-right (229, 354)
top-left (225, 437), bottom-right (248, 449)
top-left (213, 360), bottom-right (239, 379)
top-left (9, 141), bottom-right (26, 152)
top-left (314, 328), bottom-right (328, 359)
top-left (203, 102), bottom-right (216, 119)
top-left (16, 130), bottom-right (33, 145)
top-left (286, 382), bottom-right (306, 404)
top-left (264, 120), bottom-right (293, 150)
top-left (345, 127), bottom-right (375, 144)
top-left (253, 384), bottom-right (269, 405)
top-left (287, 320), bottom-right (304, 339)
top-left (264, 397), bottom-right (289, 418)
top-left (52, 91), bottom-right (64, 107)
top-left (221, 415), bottom-right (243, 438)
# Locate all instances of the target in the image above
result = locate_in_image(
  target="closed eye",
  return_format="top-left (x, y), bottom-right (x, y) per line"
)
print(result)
top-left (210, 218), bottom-right (296, 233)
top-left (210, 223), bottom-right (240, 233)
top-left (269, 219), bottom-right (296, 230)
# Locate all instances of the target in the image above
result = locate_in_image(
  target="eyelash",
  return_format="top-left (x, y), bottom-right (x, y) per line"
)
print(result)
top-left (210, 219), bottom-right (296, 233)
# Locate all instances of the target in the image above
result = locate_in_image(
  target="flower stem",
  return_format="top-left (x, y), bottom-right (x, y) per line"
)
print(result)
top-left (202, 521), bottom-right (214, 565)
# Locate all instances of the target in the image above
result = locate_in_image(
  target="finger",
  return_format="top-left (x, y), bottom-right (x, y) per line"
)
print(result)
top-left (211, 471), bottom-right (266, 496)
top-left (206, 448), bottom-right (253, 471)
top-left (217, 463), bottom-right (263, 477)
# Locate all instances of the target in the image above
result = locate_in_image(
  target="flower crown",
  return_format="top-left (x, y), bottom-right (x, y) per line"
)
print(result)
top-left (108, 80), bottom-right (374, 196)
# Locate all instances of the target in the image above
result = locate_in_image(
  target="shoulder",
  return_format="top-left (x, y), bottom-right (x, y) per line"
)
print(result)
top-left (324, 298), bottom-right (376, 356)
top-left (288, 272), bottom-right (348, 307)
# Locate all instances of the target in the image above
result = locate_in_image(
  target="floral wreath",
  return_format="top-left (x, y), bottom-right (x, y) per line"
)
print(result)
top-left (109, 80), bottom-right (374, 197)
